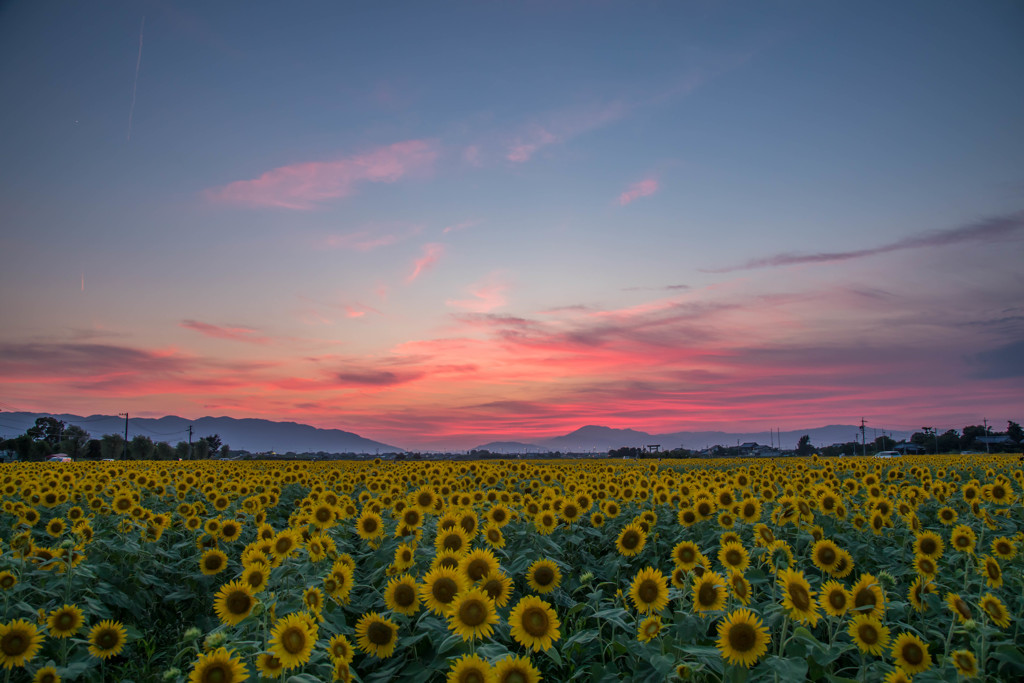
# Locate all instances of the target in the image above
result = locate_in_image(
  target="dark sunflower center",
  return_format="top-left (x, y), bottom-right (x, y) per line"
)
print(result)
top-left (433, 578), bottom-right (457, 603)
top-left (728, 623), bottom-right (755, 652)
top-left (920, 538), bottom-right (936, 555)
top-left (443, 535), bottom-right (463, 552)
top-left (505, 671), bottom-right (527, 683)
top-left (698, 583), bottom-right (718, 606)
top-left (2, 633), bottom-right (25, 655)
top-left (316, 508), bottom-right (331, 522)
top-left (855, 588), bottom-right (876, 610)
top-left (680, 548), bottom-right (695, 563)
top-left (920, 558), bottom-right (935, 574)
top-left (818, 547), bottom-right (836, 565)
top-left (492, 510), bottom-right (506, 523)
top-left (367, 621), bottom-right (393, 645)
top-left (395, 584), bottom-right (415, 607)
top-left (462, 671), bottom-right (484, 683)
top-left (638, 580), bottom-right (659, 604)
top-left (362, 519), bottom-right (378, 533)
top-left (829, 592), bottom-right (846, 609)
top-left (534, 567), bottom-right (554, 586)
top-left (227, 592), bottom-right (251, 615)
top-left (523, 607), bottom-right (549, 636)
top-left (858, 624), bottom-right (878, 645)
top-left (987, 563), bottom-right (1000, 579)
top-left (275, 539), bottom-right (292, 554)
top-left (56, 613), bottom-right (75, 630)
top-left (955, 599), bottom-right (971, 619)
top-left (467, 559), bottom-right (489, 581)
top-left (726, 550), bottom-right (742, 566)
top-left (621, 532), bottom-right (639, 550)
top-left (204, 664), bottom-right (229, 683)
top-left (902, 642), bottom-right (923, 665)
top-left (418, 493), bottom-right (432, 506)
top-left (460, 600), bottom-right (486, 626)
top-left (283, 628), bottom-right (306, 653)
top-left (98, 631), bottom-right (117, 648)
top-left (789, 584), bottom-right (810, 611)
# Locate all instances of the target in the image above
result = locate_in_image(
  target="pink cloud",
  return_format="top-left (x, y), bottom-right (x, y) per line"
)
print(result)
top-left (446, 276), bottom-right (508, 313)
top-left (442, 219), bottom-right (480, 235)
top-left (406, 243), bottom-right (444, 283)
top-left (180, 320), bottom-right (271, 345)
top-left (618, 177), bottom-right (659, 205)
top-left (507, 127), bottom-right (559, 163)
top-left (206, 139), bottom-right (438, 210)
top-left (323, 231), bottom-right (399, 251)
top-left (507, 102), bottom-right (626, 163)
top-left (345, 303), bottom-right (381, 318)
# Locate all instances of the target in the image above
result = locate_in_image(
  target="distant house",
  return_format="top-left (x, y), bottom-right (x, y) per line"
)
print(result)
top-left (976, 435), bottom-right (1016, 446)
top-left (894, 443), bottom-right (926, 455)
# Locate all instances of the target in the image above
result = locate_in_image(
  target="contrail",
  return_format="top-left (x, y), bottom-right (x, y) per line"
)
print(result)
top-left (127, 16), bottom-right (145, 142)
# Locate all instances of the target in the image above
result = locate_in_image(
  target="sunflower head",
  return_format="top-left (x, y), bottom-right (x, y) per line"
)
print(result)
top-left (629, 566), bottom-right (669, 615)
top-left (509, 596), bottom-right (562, 653)
top-left (493, 655), bottom-right (541, 683)
top-left (0, 618), bottom-right (43, 669)
top-left (779, 568), bottom-right (820, 626)
top-left (188, 647), bottom-right (248, 683)
top-left (716, 608), bottom-right (770, 668)
top-left (615, 523), bottom-right (647, 557)
top-left (384, 574), bottom-right (420, 616)
top-left (87, 619), bottom-right (128, 660)
top-left (891, 632), bottom-right (931, 674)
top-left (848, 614), bottom-right (890, 656)
top-left (268, 613), bottom-right (317, 668)
top-left (526, 559), bottom-right (561, 594)
top-left (446, 653), bottom-right (493, 683)
top-left (692, 572), bottom-right (727, 612)
top-left (46, 603), bottom-right (84, 638)
top-left (355, 612), bottom-right (398, 659)
top-left (447, 588), bottom-right (499, 641)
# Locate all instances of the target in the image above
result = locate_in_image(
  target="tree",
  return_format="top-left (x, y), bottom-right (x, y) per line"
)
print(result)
top-left (100, 434), bottom-right (125, 460)
top-left (796, 435), bottom-right (813, 457)
top-left (1008, 421), bottom-right (1023, 444)
top-left (154, 442), bottom-right (175, 460)
top-left (192, 439), bottom-right (211, 460)
top-left (175, 441), bottom-right (190, 460)
top-left (937, 429), bottom-right (960, 454)
top-left (220, 444), bottom-right (231, 459)
top-left (129, 435), bottom-right (155, 460)
top-left (961, 425), bottom-right (987, 450)
top-left (874, 435), bottom-right (896, 451)
top-left (58, 425), bottom-right (90, 459)
top-left (85, 439), bottom-right (102, 460)
top-left (203, 434), bottom-right (222, 454)
top-left (27, 417), bottom-right (66, 446)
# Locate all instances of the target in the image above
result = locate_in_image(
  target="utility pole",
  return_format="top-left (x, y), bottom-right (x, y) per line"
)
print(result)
top-left (187, 425), bottom-right (193, 460)
top-left (119, 412), bottom-right (128, 460)
top-left (860, 418), bottom-right (867, 457)
top-left (983, 418), bottom-right (990, 454)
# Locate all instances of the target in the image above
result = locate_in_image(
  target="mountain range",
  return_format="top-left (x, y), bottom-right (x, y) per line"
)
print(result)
top-left (1, 412), bottom-right (913, 454)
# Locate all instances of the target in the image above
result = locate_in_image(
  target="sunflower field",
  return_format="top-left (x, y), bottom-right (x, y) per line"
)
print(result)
top-left (1, 454), bottom-right (1022, 682)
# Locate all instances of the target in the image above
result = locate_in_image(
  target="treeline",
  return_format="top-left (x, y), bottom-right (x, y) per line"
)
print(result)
top-left (814, 421), bottom-right (1023, 458)
top-left (0, 417), bottom-right (229, 461)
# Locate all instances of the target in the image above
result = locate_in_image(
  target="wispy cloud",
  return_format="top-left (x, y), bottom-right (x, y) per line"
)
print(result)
top-left (181, 320), bottom-right (271, 344)
top-left (206, 139), bottom-right (439, 210)
top-left (506, 101), bottom-right (626, 163)
top-left (320, 223), bottom-right (422, 252)
top-left (618, 177), bottom-right (659, 206)
top-left (345, 303), bottom-right (381, 319)
top-left (708, 211), bottom-right (1024, 273)
top-left (624, 283), bottom-right (690, 292)
top-left (443, 219), bottom-right (480, 235)
top-left (406, 243), bottom-right (444, 283)
top-left (446, 275), bottom-right (508, 313)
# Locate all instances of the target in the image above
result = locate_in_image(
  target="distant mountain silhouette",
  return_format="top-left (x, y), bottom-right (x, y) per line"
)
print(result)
top-left (0, 412), bottom-right (401, 454)
top-left (470, 441), bottom-right (548, 454)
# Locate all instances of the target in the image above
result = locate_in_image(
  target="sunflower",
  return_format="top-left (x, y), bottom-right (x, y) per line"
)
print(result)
top-left (937, 506), bottom-right (958, 525)
top-left (493, 656), bottom-right (541, 683)
top-left (447, 653), bottom-right (495, 683)
top-left (200, 548), bottom-right (229, 576)
top-left (778, 568), bottom-right (820, 626)
top-left (448, 588), bottom-right (499, 641)
top-left (850, 573), bottom-right (886, 618)
top-left (508, 595), bottom-right (561, 652)
top-left (913, 554), bottom-right (938, 578)
top-left (355, 511), bottom-right (384, 541)
top-left (913, 531), bottom-right (943, 559)
top-left (672, 541), bottom-right (702, 570)
top-left (951, 649), bottom-right (978, 678)
top-left (87, 619), bottom-right (127, 659)
top-left (255, 653), bottom-right (285, 679)
top-left (459, 548), bottom-right (500, 584)
top-left (990, 536), bottom-right (1016, 560)
top-left (213, 580), bottom-right (256, 627)
top-left (729, 571), bottom-right (752, 605)
top-left (718, 542), bottom-right (749, 573)
top-left (526, 559), bottom-right (561, 594)
top-left (637, 615), bottom-right (662, 643)
top-left (810, 539), bottom-right (842, 574)
top-left (818, 580), bottom-right (851, 617)
top-left (355, 612), bottom-right (398, 658)
top-left (831, 549), bottom-right (855, 579)
top-left (890, 632), bottom-right (931, 674)
top-left (302, 586), bottom-right (324, 617)
top-left (482, 524), bottom-right (506, 549)
top-left (268, 613), bottom-right (317, 668)
top-left (188, 647), bottom-right (248, 683)
top-left (848, 614), bottom-right (889, 655)
top-left (979, 593), bottom-right (1010, 628)
top-left (716, 608), bottom-right (770, 668)
top-left (327, 634), bottom-right (353, 665)
top-left (392, 542), bottom-right (416, 571)
top-left (420, 566), bottom-right (468, 615)
top-left (384, 574), bottom-right (420, 616)
top-left (950, 525), bottom-right (976, 554)
top-left (692, 572), bottom-right (728, 612)
top-left (0, 573), bottom-right (17, 591)
top-left (477, 571), bottom-right (514, 608)
top-left (33, 666), bottom-right (60, 683)
top-left (978, 555), bottom-right (1002, 588)
top-left (629, 567), bottom-right (669, 615)
top-left (615, 522), bottom-right (647, 557)
top-left (883, 668), bottom-right (912, 683)
top-left (239, 561), bottom-right (270, 593)
top-left (945, 592), bottom-right (973, 624)
top-left (46, 604), bottom-right (84, 638)
top-left (0, 619), bottom-right (43, 669)
top-left (326, 563), bottom-right (354, 604)
top-left (435, 527), bottom-right (470, 556)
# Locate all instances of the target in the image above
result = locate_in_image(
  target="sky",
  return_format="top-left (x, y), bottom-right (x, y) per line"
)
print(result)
top-left (1, 1), bottom-right (1022, 450)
